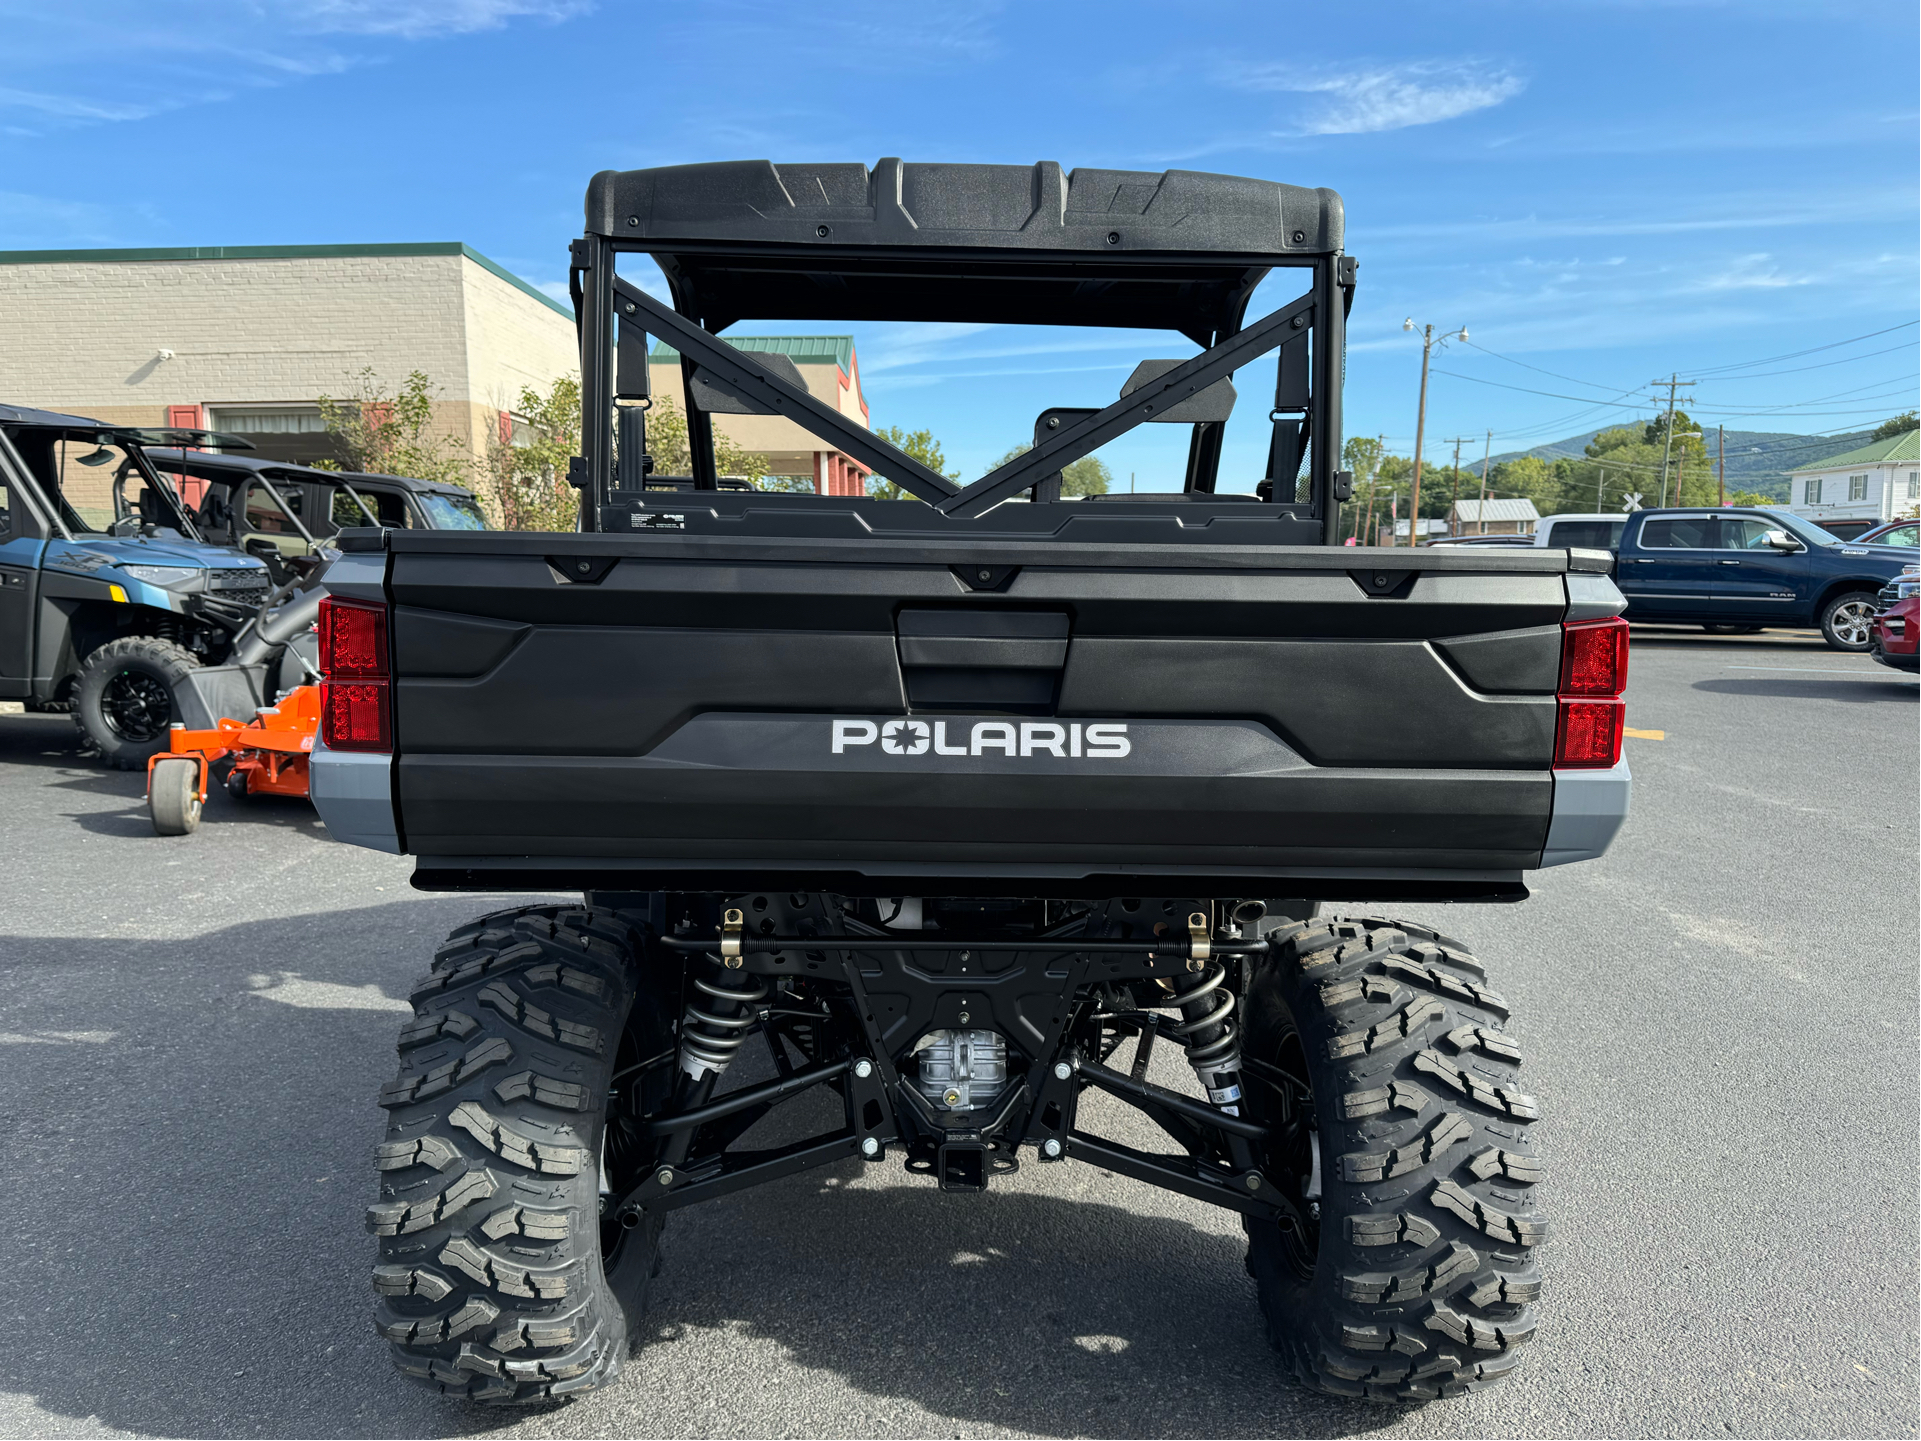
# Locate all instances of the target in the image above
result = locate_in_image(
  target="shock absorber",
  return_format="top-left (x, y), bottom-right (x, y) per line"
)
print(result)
top-left (663, 908), bottom-right (768, 1167)
top-left (1167, 911), bottom-right (1243, 1112)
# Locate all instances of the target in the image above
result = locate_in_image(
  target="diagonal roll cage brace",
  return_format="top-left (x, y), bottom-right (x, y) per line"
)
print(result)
top-left (572, 244), bottom-right (1348, 535)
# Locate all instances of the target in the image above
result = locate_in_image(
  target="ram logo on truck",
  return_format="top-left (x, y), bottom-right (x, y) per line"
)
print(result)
top-left (832, 718), bottom-right (1132, 758)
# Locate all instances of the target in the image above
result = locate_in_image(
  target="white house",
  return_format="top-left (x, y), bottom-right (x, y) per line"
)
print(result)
top-left (1786, 429), bottom-right (1920, 528)
top-left (1447, 497), bottom-right (1540, 536)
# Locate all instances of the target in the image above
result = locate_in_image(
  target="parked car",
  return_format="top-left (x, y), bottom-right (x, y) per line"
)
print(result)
top-left (0, 403), bottom-right (275, 767)
top-left (1533, 512), bottom-right (1627, 551)
top-left (1605, 507), bottom-right (1914, 650)
top-left (1421, 533), bottom-right (1536, 547)
top-left (1814, 517), bottom-right (1883, 542)
top-left (1853, 519), bottom-right (1920, 549)
top-left (1868, 568), bottom-right (1918, 672)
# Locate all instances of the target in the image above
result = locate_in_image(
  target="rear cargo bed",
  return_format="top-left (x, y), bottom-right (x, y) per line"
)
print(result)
top-left (329, 531), bottom-right (1616, 897)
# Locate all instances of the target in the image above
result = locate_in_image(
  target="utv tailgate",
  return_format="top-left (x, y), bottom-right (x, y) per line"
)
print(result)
top-left (370, 532), bottom-right (1603, 894)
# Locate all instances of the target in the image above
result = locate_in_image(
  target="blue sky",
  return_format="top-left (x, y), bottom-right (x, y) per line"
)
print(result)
top-left (2, 0), bottom-right (1915, 487)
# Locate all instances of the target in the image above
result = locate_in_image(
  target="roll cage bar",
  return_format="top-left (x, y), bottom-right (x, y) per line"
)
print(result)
top-left (566, 163), bottom-right (1355, 538)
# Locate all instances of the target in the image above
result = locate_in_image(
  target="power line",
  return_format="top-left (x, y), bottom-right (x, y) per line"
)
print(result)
top-left (1688, 319), bottom-right (1920, 377)
top-left (1693, 341), bottom-right (1918, 381)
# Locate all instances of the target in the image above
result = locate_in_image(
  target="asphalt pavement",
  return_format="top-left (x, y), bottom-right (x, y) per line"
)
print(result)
top-left (0, 627), bottom-right (1914, 1440)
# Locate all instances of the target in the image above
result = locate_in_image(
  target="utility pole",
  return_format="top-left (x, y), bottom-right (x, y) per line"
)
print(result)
top-left (1717, 424), bottom-right (1726, 507)
top-left (1476, 429), bottom-right (1492, 533)
top-left (1651, 372), bottom-right (1696, 507)
top-left (1358, 433), bottom-right (1384, 546)
top-left (1596, 467), bottom-right (1606, 510)
top-left (1443, 436), bottom-right (1472, 536)
top-left (1404, 318), bottom-right (1469, 545)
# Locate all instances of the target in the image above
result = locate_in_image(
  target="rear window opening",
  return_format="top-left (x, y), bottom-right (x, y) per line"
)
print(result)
top-left (615, 255), bottom-right (1317, 505)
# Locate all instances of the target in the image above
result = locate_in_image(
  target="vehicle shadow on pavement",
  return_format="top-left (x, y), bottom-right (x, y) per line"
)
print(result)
top-left (1692, 676), bottom-right (1919, 703)
top-left (0, 904), bottom-right (1422, 1441)
top-left (624, 1177), bottom-right (1412, 1440)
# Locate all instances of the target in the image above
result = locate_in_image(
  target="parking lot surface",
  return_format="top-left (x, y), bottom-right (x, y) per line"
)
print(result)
top-left (0, 629), bottom-right (1914, 1440)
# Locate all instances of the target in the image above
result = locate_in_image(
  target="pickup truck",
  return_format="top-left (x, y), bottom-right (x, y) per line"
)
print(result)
top-left (315, 158), bottom-right (1632, 1408)
top-left (1606, 506), bottom-right (1914, 648)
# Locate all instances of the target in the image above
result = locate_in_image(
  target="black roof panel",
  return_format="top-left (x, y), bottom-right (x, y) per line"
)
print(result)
top-left (589, 159), bottom-right (1345, 335)
top-left (589, 158), bottom-right (1341, 256)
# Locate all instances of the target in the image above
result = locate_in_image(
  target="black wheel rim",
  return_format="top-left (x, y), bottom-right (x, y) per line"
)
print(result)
top-left (1263, 1021), bottom-right (1322, 1281)
top-left (100, 669), bottom-right (171, 742)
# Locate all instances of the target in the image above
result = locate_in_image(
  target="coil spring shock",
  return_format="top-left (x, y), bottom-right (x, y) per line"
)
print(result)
top-left (678, 968), bottom-right (770, 1081)
top-left (1166, 963), bottom-right (1243, 1111)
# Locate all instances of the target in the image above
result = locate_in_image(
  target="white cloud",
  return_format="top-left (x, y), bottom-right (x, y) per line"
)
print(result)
top-left (1229, 59), bottom-right (1526, 136)
top-left (1693, 254), bottom-right (1815, 292)
top-left (0, 85), bottom-right (156, 123)
top-left (291, 0), bottom-right (592, 40)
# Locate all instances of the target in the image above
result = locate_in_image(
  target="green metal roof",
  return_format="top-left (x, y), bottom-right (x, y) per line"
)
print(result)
top-left (1787, 428), bottom-right (1920, 473)
top-left (650, 335), bottom-right (855, 371)
top-left (0, 241), bottom-right (573, 320)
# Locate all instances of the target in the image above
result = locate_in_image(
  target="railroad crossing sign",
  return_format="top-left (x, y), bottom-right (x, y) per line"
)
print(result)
top-left (1621, 492), bottom-right (1644, 512)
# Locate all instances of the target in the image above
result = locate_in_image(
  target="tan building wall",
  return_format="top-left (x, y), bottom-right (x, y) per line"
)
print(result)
top-left (0, 243), bottom-right (577, 466)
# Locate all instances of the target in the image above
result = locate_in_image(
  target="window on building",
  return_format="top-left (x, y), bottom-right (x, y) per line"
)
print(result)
top-left (1849, 473), bottom-right (1868, 501)
top-left (1907, 472), bottom-right (1918, 500)
top-left (1804, 478), bottom-right (1822, 504)
top-left (205, 405), bottom-right (342, 466)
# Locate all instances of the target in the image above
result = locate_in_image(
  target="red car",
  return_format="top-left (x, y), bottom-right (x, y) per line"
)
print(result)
top-left (1870, 572), bottom-right (1919, 672)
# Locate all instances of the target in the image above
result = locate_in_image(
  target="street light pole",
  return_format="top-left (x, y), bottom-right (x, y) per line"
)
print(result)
top-left (1408, 323), bottom-right (1432, 547)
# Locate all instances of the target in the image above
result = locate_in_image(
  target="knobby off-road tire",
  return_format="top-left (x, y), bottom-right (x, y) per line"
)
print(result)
top-left (368, 905), bottom-right (671, 1404)
top-left (72, 635), bottom-right (198, 769)
top-left (1243, 918), bottom-right (1547, 1402)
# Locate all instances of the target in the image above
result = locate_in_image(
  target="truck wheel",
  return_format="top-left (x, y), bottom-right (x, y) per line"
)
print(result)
top-left (148, 757), bottom-right (201, 835)
top-left (72, 636), bottom-right (198, 769)
top-left (1819, 591), bottom-right (1878, 651)
top-left (1242, 918), bottom-right (1546, 1402)
top-left (369, 905), bottom-right (678, 1403)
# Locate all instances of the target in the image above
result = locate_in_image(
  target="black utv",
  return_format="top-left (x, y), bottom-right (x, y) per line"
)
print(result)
top-left (313, 159), bottom-right (1631, 1405)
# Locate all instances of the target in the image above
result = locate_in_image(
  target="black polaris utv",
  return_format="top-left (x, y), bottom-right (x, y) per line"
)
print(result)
top-left (312, 159), bottom-right (1632, 1405)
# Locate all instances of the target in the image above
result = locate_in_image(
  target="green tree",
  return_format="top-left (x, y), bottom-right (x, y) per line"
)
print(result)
top-left (866, 425), bottom-right (959, 500)
top-left (316, 368), bottom-right (471, 485)
top-left (640, 397), bottom-right (771, 483)
top-left (1726, 489), bottom-right (1775, 507)
top-left (477, 375), bottom-right (582, 531)
top-left (991, 444), bottom-right (1112, 497)
top-left (1872, 411), bottom-right (1918, 442)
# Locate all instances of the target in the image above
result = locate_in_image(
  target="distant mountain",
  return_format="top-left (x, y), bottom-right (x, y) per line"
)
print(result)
top-left (1487, 427), bottom-right (1877, 502)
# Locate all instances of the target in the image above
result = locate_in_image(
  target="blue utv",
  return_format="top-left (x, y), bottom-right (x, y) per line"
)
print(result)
top-left (0, 403), bottom-right (290, 768)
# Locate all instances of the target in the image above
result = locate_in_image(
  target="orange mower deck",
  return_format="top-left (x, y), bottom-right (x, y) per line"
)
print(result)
top-left (146, 683), bottom-right (320, 809)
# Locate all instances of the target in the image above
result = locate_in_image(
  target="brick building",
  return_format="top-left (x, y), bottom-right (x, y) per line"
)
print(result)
top-left (0, 245), bottom-right (877, 494)
top-left (0, 243), bottom-right (578, 464)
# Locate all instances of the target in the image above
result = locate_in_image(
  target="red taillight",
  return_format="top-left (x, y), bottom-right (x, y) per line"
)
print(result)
top-left (1560, 617), bottom-right (1629, 696)
top-left (1556, 699), bottom-right (1624, 768)
top-left (322, 680), bottom-right (391, 751)
top-left (319, 597), bottom-right (388, 678)
top-left (1555, 617), bottom-right (1629, 767)
top-left (319, 597), bottom-right (391, 752)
